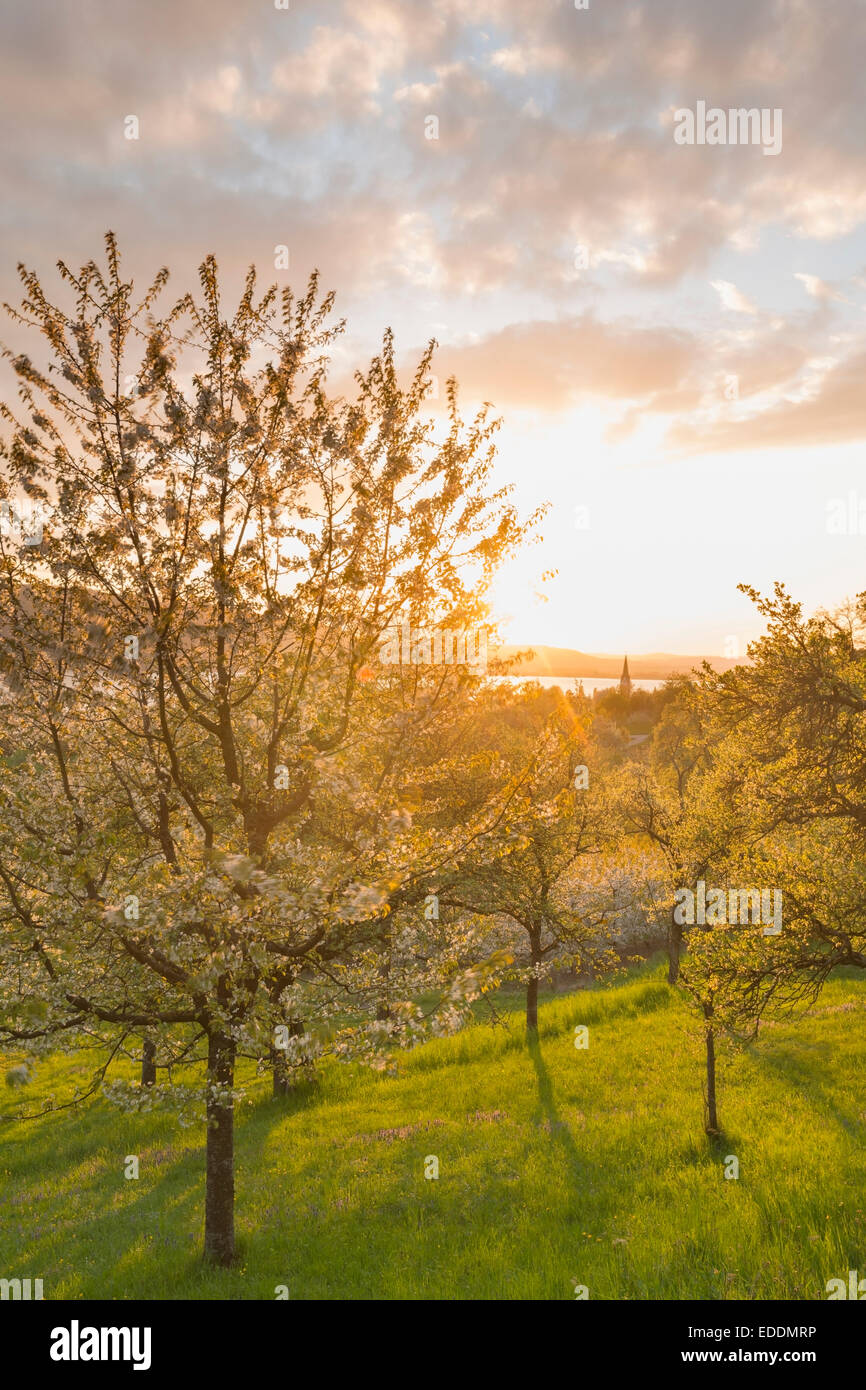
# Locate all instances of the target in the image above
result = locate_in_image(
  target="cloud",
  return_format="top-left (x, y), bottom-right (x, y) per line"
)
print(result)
top-left (0, 0), bottom-right (864, 311)
top-left (429, 316), bottom-right (696, 411)
top-left (711, 281), bottom-right (759, 315)
top-left (0, 0), bottom-right (865, 464)
top-left (667, 348), bottom-right (866, 453)
top-left (794, 273), bottom-right (846, 303)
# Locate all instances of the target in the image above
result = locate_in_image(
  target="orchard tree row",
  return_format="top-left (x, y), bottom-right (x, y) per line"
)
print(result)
top-left (0, 238), bottom-right (862, 1265)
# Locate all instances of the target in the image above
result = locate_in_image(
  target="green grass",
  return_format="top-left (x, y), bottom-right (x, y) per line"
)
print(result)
top-left (1, 960), bottom-right (864, 1300)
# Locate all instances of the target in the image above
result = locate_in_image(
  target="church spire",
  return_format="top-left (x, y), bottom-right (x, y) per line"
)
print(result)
top-left (619, 655), bottom-right (632, 698)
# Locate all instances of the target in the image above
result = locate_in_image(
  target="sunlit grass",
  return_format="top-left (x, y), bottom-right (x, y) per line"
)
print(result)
top-left (1, 960), bottom-right (864, 1299)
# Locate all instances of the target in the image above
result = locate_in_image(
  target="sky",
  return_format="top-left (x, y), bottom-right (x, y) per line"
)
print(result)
top-left (1, 0), bottom-right (865, 654)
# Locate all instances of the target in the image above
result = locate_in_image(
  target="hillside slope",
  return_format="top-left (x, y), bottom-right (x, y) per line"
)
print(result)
top-left (1, 963), bottom-right (863, 1300)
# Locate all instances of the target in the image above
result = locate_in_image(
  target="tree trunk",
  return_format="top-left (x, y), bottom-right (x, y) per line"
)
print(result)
top-left (526, 975), bottom-right (539, 1033)
top-left (668, 908), bottom-right (683, 983)
top-left (375, 944), bottom-right (391, 1021)
top-left (271, 1041), bottom-right (290, 1097)
top-left (141, 1036), bottom-right (157, 1087)
top-left (271, 1018), bottom-right (305, 1097)
top-left (703, 1003), bottom-right (719, 1135)
top-left (526, 927), bottom-right (542, 1034)
top-left (204, 1030), bottom-right (236, 1267)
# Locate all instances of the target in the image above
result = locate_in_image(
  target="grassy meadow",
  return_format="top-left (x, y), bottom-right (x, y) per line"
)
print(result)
top-left (1, 959), bottom-right (864, 1301)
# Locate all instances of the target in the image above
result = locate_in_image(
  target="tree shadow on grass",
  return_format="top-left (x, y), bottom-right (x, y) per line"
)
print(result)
top-left (748, 1036), bottom-right (862, 1139)
top-left (526, 1033), bottom-right (594, 1185)
top-left (0, 1079), bottom-right (304, 1295)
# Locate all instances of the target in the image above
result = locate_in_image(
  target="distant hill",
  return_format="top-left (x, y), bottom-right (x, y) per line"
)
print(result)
top-left (494, 644), bottom-right (743, 680)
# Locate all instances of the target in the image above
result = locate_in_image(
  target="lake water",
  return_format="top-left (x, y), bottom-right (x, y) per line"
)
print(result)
top-left (495, 675), bottom-right (664, 694)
